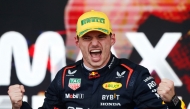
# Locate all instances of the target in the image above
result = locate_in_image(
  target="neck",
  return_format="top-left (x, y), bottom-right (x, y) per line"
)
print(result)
top-left (83, 63), bottom-right (105, 71)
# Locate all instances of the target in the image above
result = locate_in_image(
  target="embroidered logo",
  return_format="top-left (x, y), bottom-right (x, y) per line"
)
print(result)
top-left (65, 93), bottom-right (84, 99)
top-left (108, 57), bottom-right (115, 69)
top-left (66, 70), bottom-right (77, 76)
top-left (102, 82), bottom-right (122, 90)
top-left (68, 78), bottom-right (81, 90)
top-left (89, 72), bottom-right (100, 79)
top-left (116, 71), bottom-right (125, 78)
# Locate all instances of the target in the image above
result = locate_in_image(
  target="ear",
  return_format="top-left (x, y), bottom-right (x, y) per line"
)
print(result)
top-left (110, 33), bottom-right (116, 46)
top-left (74, 36), bottom-right (79, 47)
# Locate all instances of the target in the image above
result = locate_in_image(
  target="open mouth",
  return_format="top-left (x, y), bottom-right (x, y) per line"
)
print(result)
top-left (90, 49), bottom-right (102, 60)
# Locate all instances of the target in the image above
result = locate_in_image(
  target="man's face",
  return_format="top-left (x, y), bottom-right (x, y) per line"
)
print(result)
top-left (75, 31), bottom-right (115, 69)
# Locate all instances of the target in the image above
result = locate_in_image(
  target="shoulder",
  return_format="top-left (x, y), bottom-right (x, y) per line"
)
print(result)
top-left (50, 60), bottom-right (83, 90)
top-left (118, 58), bottom-right (151, 87)
top-left (54, 60), bottom-right (82, 82)
top-left (119, 58), bottom-right (148, 72)
top-left (119, 58), bottom-right (152, 83)
top-left (57, 60), bottom-right (82, 75)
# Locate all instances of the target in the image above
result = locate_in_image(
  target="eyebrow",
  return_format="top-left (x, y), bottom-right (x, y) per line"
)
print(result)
top-left (98, 33), bottom-right (106, 36)
top-left (82, 35), bottom-right (90, 37)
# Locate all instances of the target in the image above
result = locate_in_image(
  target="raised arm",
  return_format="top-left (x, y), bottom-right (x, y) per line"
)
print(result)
top-left (8, 84), bottom-right (25, 109)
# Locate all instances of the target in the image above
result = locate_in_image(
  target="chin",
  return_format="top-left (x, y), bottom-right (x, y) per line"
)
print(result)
top-left (90, 62), bottom-right (102, 68)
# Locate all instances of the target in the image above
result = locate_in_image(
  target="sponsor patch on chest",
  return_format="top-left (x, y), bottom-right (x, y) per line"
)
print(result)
top-left (102, 82), bottom-right (122, 90)
top-left (68, 78), bottom-right (81, 90)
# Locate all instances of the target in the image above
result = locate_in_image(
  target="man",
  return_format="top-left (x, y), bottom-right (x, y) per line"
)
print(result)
top-left (8, 10), bottom-right (186, 109)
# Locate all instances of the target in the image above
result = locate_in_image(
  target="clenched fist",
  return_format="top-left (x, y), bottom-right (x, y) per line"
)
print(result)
top-left (7, 84), bottom-right (25, 109)
top-left (157, 79), bottom-right (175, 102)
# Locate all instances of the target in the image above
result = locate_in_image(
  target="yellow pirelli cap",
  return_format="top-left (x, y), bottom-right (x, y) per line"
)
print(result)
top-left (76, 10), bottom-right (112, 37)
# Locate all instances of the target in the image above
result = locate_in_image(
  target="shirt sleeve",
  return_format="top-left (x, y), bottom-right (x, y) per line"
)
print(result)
top-left (20, 101), bottom-right (32, 109)
top-left (40, 68), bottom-right (65, 109)
top-left (133, 66), bottom-right (185, 109)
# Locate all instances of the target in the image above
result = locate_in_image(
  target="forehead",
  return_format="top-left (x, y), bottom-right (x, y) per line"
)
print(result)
top-left (82, 31), bottom-right (107, 37)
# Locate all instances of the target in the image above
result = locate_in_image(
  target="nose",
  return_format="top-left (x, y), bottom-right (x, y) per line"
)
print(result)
top-left (91, 38), bottom-right (99, 46)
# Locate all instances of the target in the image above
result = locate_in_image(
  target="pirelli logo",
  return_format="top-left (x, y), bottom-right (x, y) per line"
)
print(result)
top-left (81, 17), bottom-right (105, 25)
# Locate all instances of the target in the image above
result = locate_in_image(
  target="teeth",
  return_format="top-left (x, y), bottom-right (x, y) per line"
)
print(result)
top-left (91, 50), bottom-right (101, 52)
